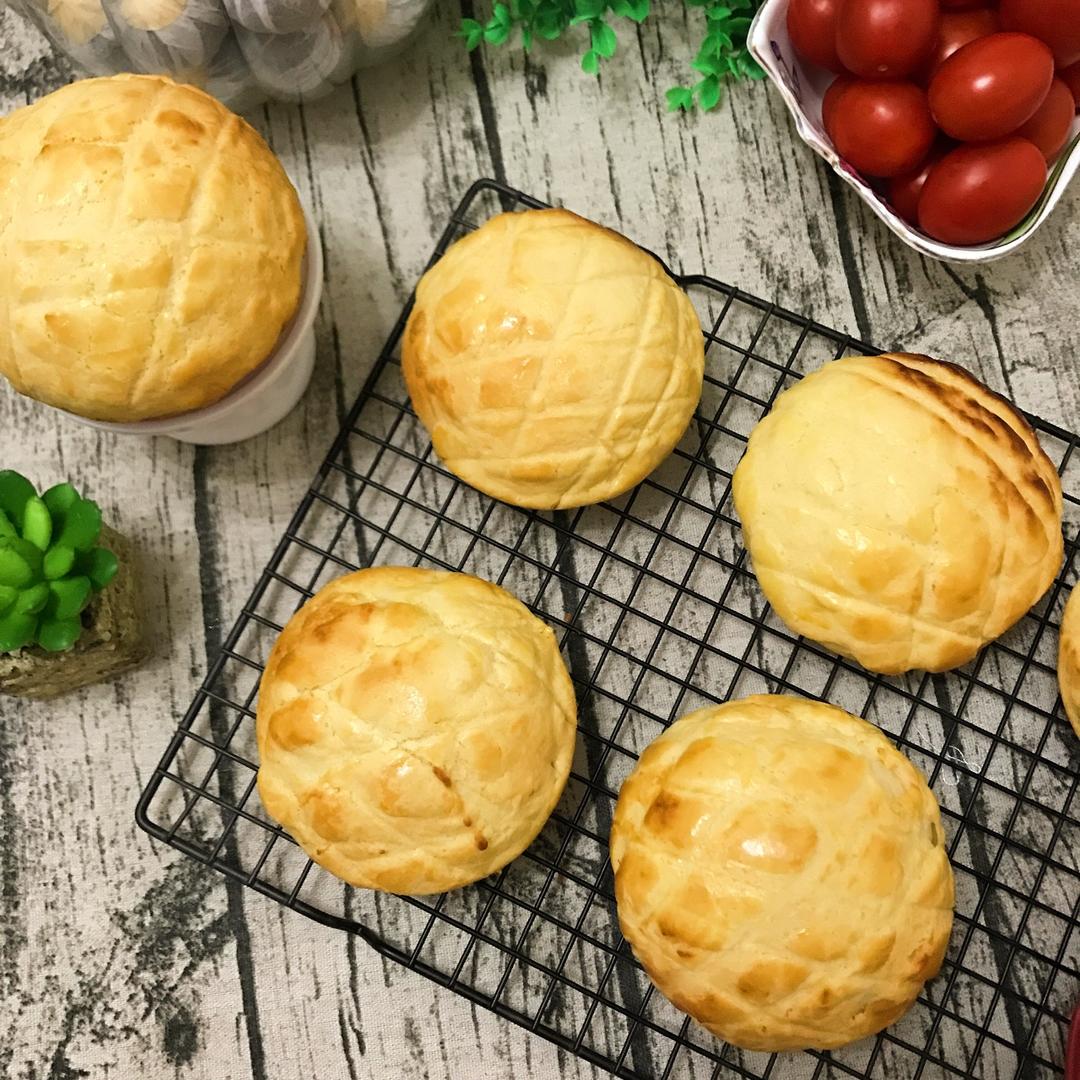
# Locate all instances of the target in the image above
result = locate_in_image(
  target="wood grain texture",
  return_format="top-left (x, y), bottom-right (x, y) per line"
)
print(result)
top-left (1, 3), bottom-right (1078, 1078)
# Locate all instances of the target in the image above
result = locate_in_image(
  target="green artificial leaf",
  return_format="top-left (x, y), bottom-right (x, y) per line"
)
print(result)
top-left (0, 510), bottom-right (15, 539)
top-left (611, 0), bottom-right (649, 21)
top-left (0, 585), bottom-right (16, 616)
top-left (0, 537), bottom-right (41, 588)
top-left (698, 73), bottom-right (723, 110)
top-left (456, 0), bottom-right (764, 112)
top-left (666, 86), bottom-right (695, 111)
top-left (43, 544), bottom-right (76, 581)
top-left (0, 471), bottom-right (34, 530)
top-left (81, 547), bottom-right (118, 591)
top-left (21, 496), bottom-right (52, 551)
top-left (47, 575), bottom-right (92, 621)
top-left (56, 498), bottom-right (102, 553)
top-left (15, 581), bottom-right (50, 616)
top-left (591, 20), bottom-right (617, 58)
top-left (459, 17), bottom-right (485, 48)
top-left (42, 482), bottom-right (78, 517)
top-left (0, 612), bottom-right (36, 653)
top-left (36, 617), bottom-right (82, 653)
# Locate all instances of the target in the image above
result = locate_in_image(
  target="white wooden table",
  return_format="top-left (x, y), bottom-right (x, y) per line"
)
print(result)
top-left (2, 7), bottom-right (1079, 1078)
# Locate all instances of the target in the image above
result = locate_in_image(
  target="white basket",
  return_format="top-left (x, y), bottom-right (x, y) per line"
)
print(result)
top-left (748, 0), bottom-right (1080, 263)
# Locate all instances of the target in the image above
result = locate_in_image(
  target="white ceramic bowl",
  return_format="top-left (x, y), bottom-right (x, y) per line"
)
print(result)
top-left (748, 0), bottom-right (1080, 263)
top-left (63, 204), bottom-right (324, 445)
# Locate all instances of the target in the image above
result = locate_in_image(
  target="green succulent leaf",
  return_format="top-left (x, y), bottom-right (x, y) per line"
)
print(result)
top-left (42, 482), bottom-right (78, 517)
top-left (48, 575), bottom-right (92, 620)
top-left (0, 537), bottom-right (41, 588)
top-left (16, 582), bottom-right (50, 616)
top-left (0, 471), bottom-right (35, 529)
top-left (0, 612), bottom-right (36, 653)
top-left (21, 496), bottom-right (52, 551)
top-left (43, 544), bottom-right (76, 581)
top-left (36, 617), bottom-right (82, 653)
top-left (82, 547), bottom-right (119, 591)
top-left (56, 498), bottom-right (103, 553)
top-left (0, 477), bottom-right (121, 656)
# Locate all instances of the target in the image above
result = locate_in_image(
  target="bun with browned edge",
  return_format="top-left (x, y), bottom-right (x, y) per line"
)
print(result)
top-left (611, 694), bottom-right (955, 1052)
top-left (256, 567), bottom-right (577, 895)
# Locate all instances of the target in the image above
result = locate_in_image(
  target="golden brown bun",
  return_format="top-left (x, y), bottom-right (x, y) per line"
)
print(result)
top-left (732, 354), bottom-right (1063, 674)
top-left (255, 567), bottom-right (577, 895)
top-left (610, 695), bottom-right (954, 1052)
top-left (0, 74), bottom-right (305, 422)
top-left (402, 209), bottom-right (705, 509)
top-left (1058, 585), bottom-right (1080, 739)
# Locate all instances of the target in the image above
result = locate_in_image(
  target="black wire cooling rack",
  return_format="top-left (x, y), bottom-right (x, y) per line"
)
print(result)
top-left (137, 178), bottom-right (1080, 1080)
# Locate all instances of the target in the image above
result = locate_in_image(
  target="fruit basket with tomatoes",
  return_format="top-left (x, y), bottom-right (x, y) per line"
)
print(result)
top-left (748, 0), bottom-right (1080, 262)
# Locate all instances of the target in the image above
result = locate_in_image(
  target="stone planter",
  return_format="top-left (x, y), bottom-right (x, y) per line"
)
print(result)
top-left (0, 526), bottom-right (148, 699)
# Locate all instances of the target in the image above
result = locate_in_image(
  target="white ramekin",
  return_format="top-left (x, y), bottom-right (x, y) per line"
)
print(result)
top-left (61, 203), bottom-right (324, 445)
top-left (748, 0), bottom-right (1080, 264)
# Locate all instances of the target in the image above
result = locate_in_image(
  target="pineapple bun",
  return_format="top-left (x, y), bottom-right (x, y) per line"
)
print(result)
top-left (0, 74), bottom-right (305, 422)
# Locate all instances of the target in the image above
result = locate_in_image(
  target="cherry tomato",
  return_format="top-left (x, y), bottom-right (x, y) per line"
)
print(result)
top-left (940, 0), bottom-right (984, 8)
top-left (1000, 0), bottom-right (1080, 68)
top-left (788, 0), bottom-right (845, 72)
top-left (829, 81), bottom-right (936, 177)
top-left (929, 33), bottom-right (1055, 141)
top-left (918, 138), bottom-right (1048, 245)
top-left (922, 9), bottom-right (1000, 77)
top-left (888, 146), bottom-right (948, 224)
top-left (1060, 62), bottom-right (1080, 111)
top-left (822, 75), bottom-right (854, 134)
top-left (836, 0), bottom-right (940, 79)
top-left (1016, 79), bottom-right (1076, 161)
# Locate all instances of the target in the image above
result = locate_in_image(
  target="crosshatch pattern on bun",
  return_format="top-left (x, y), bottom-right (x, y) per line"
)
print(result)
top-left (733, 354), bottom-right (1063, 675)
top-left (610, 695), bottom-right (955, 1052)
top-left (255, 567), bottom-right (578, 895)
top-left (402, 208), bottom-right (705, 510)
top-left (0, 74), bottom-right (305, 422)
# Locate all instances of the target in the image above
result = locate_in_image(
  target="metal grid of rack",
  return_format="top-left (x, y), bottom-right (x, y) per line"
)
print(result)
top-left (137, 179), bottom-right (1080, 1080)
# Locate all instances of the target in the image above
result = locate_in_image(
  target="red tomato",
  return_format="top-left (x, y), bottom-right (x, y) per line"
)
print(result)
top-left (829, 81), bottom-right (937, 177)
top-left (923, 9), bottom-right (1000, 77)
top-left (836, 0), bottom-right (940, 79)
top-left (929, 33), bottom-right (1055, 141)
top-left (1016, 79), bottom-right (1076, 161)
top-left (1000, 0), bottom-right (1080, 68)
top-left (788, 0), bottom-right (845, 72)
top-left (940, 0), bottom-right (984, 7)
top-left (918, 138), bottom-right (1048, 244)
top-left (822, 75), bottom-right (854, 134)
top-left (1060, 62), bottom-right (1080, 111)
top-left (888, 147), bottom-right (947, 224)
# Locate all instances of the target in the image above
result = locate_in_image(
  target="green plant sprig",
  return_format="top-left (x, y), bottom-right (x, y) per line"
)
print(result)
top-left (460, 0), bottom-right (765, 111)
top-left (0, 471), bottom-right (118, 655)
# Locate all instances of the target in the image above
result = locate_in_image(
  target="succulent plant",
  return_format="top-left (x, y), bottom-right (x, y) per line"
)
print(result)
top-left (0, 471), bottom-right (119, 654)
